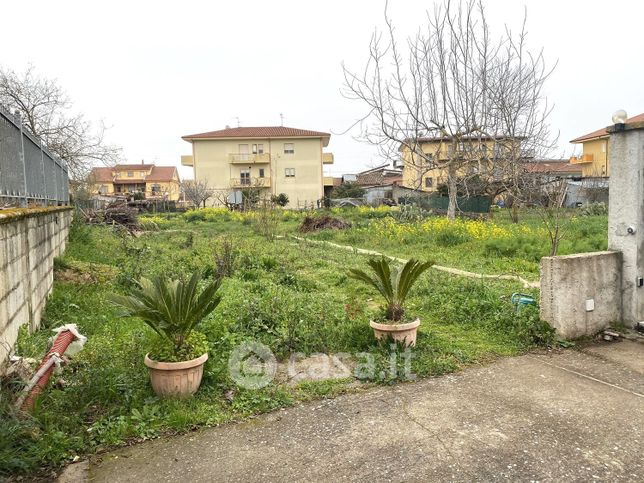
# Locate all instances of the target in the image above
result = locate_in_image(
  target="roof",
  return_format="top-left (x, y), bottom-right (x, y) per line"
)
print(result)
top-left (88, 164), bottom-right (179, 183)
top-left (355, 166), bottom-right (403, 186)
top-left (523, 160), bottom-right (582, 174)
top-left (113, 164), bottom-right (155, 170)
top-left (89, 167), bottom-right (113, 182)
top-left (570, 112), bottom-right (644, 143)
top-left (146, 166), bottom-right (178, 182)
top-left (182, 126), bottom-right (331, 144)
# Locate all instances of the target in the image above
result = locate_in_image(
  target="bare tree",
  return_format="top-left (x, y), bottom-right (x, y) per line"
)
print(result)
top-left (0, 65), bottom-right (121, 180)
top-left (182, 179), bottom-right (214, 208)
top-left (342, 0), bottom-right (556, 220)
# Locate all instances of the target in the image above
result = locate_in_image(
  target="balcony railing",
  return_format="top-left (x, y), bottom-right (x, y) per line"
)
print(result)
top-left (229, 153), bottom-right (271, 164)
top-left (570, 153), bottom-right (594, 164)
top-left (230, 177), bottom-right (271, 188)
top-left (322, 152), bottom-right (334, 164)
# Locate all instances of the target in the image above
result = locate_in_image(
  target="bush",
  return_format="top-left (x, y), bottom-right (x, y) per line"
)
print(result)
top-left (271, 193), bottom-right (289, 207)
top-left (484, 235), bottom-right (547, 262)
top-left (579, 202), bottom-right (607, 217)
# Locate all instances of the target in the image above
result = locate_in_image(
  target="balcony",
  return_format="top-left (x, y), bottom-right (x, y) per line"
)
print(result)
top-left (570, 153), bottom-right (594, 164)
top-left (181, 155), bottom-right (194, 166)
top-left (322, 152), bottom-right (334, 164)
top-left (230, 177), bottom-right (271, 188)
top-left (229, 153), bottom-right (271, 164)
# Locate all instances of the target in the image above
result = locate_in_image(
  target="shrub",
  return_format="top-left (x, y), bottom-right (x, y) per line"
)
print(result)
top-left (110, 271), bottom-right (222, 361)
top-left (484, 235), bottom-right (547, 262)
top-left (348, 258), bottom-right (433, 322)
top-left (579, 202), bottom-right (607, 217)
top-left (271, 193), bottom-right (289, 207)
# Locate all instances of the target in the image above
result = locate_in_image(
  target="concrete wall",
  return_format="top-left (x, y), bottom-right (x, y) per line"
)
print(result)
top-left (607, 126), bottom-right (644, 327)
top-left (0, 207), bottom-right (72, 366)
top-left (540, 251), bottom-right (622, 339)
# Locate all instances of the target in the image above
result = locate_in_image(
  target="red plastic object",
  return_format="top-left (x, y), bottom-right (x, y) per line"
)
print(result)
top-left (20, 329), bottom-right (77, 411)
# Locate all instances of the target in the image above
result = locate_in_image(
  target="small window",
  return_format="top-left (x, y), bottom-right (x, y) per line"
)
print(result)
top-left (425, 177), bottom-right (433, 188)
top-left (259, 168), bottom-right (265, 178)
top-left (140, 171), bottom-right (146, 177)
top-left (257, 144), bottom-right (264, 154)
top-left (602, 142), bottom-right (606, 153)
top-left (252, 144), bottom-right (258, 154)
top-left (284, 143), bottom-right (294, 154)
top-left (285, 168), bottom-right (295, 178)
top-left (151, 184), bottom-right (161, 194)
top-left (127, 171), bottom-right (133, 177)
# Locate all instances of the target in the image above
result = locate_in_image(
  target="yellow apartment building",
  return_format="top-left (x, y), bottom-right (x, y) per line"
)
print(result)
top-left (88, 163), bottom-right (181, 200)
top-left (570, 112), bottom-right (644, 177)
top-left (400, 136), bottom-right (523, 192)
top-left (181, 126), bottom-right (333, 208)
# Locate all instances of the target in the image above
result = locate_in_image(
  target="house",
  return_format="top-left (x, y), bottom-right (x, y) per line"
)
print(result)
top-left (355, 164), bottom-right (403, 187)
top-left (88, 163), bottom-right (181, 200)
top-left (181, 126), bottom-right (334, 208)
top-left (570, 113), bottom-right (644, 177)
top-left (399, 136), bottom-right (527, 192)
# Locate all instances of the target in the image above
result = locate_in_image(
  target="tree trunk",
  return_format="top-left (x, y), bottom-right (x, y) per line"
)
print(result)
top-left (447, 164), bottom-right (457, 221)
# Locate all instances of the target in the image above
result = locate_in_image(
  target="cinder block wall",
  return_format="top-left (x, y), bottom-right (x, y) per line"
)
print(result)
top-left (0, 207), bottom-right (73, 367)
top-left (540, 251), bottom-right (622, 339)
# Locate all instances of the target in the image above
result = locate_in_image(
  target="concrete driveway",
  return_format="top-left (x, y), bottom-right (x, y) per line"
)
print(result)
top-left (84, 339), bottom-right (644, 482)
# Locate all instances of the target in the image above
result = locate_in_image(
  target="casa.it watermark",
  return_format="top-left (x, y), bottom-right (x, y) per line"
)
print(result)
top-left (228, 340), bottom-right (416, 389)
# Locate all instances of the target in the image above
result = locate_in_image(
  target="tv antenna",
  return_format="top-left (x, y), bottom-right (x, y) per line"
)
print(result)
top-left (280, 113), bottom-right (284, 126)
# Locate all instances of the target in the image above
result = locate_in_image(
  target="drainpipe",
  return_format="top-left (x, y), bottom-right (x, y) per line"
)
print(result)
top-left (15, 325), bottom-right (86, 411)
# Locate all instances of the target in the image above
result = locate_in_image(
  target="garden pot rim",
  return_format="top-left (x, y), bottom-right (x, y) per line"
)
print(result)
top-left (144, 352), bottom-right (208, 371)
top-left (369, 318), bottom-right (420, 331)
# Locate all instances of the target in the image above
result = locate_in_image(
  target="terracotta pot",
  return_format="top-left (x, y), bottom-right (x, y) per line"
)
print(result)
top-left (369, 318), bottom-right (420, 347)
top-left (144, 353), bottom-right (208, 398)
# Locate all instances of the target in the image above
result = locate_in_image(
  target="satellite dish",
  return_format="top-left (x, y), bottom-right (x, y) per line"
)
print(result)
top-left (612, 110), bottom-right (628, 124)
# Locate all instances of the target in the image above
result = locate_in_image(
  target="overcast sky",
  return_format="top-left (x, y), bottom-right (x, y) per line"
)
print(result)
top-left (2, 0), bottom-right (643, 179)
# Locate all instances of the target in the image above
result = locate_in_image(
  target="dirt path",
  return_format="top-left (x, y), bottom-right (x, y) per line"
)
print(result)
top-left (288, 235), bottom-right (539, 289)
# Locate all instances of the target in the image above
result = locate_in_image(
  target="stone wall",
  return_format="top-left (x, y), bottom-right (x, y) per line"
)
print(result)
top-left (540, 251), bottom-right (622, 339)
top-left (0, 207), bottom-right (73, 366)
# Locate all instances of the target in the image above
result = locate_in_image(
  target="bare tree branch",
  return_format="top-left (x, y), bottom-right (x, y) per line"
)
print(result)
top-left (0, 65), bottom-right (121, 180)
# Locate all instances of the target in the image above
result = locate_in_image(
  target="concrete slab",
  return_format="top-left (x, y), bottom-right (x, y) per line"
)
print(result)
top-left (88, 341), bottom-right (644, 482)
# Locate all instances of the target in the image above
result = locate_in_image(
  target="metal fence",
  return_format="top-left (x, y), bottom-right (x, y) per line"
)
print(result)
top-left (0, 104), bottom-right (69, 207)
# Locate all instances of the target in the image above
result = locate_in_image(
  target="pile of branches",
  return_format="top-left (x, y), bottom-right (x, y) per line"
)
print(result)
top-left (80, 201), bottom-right (141, 233)
top-left (299, 215), bottom-right (351, 233)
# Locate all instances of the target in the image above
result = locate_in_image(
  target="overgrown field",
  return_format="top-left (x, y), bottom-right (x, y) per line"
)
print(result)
top-left (1, 206), bottom-right (607, 476)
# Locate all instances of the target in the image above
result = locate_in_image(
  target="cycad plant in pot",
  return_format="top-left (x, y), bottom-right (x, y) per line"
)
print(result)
top-left (348, 258), bottom-right (433, 347)
top-left (111, 271), bottom-right (221, 398)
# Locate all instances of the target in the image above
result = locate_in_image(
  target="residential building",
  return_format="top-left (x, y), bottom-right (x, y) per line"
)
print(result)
top-left (399, 136), bottom-right (526, 192)
top-left (355, 164), bottom-right (403, 187)
top-left (181, 126), bottom-right (333, 208)
top-left (88, 163), bottom-right (181, 200)
top-left (570, 112), bottom-right (644, 177)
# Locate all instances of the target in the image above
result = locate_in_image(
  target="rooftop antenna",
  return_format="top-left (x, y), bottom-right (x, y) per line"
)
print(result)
top-left (236, 117), bottom-right (240, 128)
top-left (280, 113), bottom-right (284, 126)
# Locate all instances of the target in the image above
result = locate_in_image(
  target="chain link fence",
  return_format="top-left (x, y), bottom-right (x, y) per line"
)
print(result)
top-left (0, 104), bottom-right (69, 207)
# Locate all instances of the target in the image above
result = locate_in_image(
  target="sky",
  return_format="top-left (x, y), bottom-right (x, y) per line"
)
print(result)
top-left (2, 0), bottom-right (643, 180)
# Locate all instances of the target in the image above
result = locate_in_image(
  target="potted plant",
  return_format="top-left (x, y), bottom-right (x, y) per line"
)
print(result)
top-left (111, 271), bottom-right (222, 398)
top-left (348, 258), bottom-right (433, 347)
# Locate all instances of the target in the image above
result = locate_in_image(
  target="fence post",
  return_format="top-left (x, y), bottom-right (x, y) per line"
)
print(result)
top-left (39, 139), bottom-right (47, 206)
top-left (18, 114), bottom-right (28, 208)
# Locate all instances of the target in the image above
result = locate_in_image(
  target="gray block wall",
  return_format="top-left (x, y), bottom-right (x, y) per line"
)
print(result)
top-left (0, 207), bottom-right (72, 367)
top-left (540, 251), bottom-right (622, 339)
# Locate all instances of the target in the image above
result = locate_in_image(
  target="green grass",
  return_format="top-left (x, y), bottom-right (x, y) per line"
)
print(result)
top-left (1, 207), bottom-right (605, 476)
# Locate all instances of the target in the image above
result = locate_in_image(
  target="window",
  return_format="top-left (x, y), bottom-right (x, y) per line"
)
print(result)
top-left (240, 169), bottom-right (251, 185)
top-left (602, 142), bottom-right (606, 153)
top-left (285, 168), bottom-right (295, 178)
top-left (259, 168), bottom-right (265, 178)
top-left (284, 143), bottom-right (294, 154)
top-left (140, 171), bottom-right (146, 177)
top-left (151, 184), bottom-right (161, 194)
top-left (425, 177), bottom-right (433, 188)
top-left (257, 144), bottom-right (264, 154)
top-left (127, 171), bottom-right (133, 177)
top-left (238, 144), bottom-right (250, 161)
